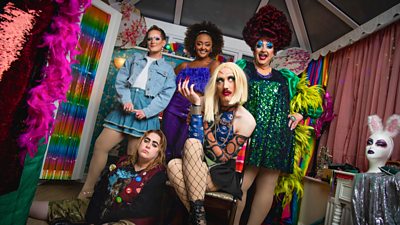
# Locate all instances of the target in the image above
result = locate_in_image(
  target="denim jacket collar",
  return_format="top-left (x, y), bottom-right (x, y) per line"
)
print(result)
top-left (136, 53), bottom-right (166, 66)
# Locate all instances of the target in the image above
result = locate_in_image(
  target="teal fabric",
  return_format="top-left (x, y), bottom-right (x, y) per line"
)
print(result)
top-left (235, 59), bottom-right (301, 100)
top-left (279, 68), bottom-right (300, 100)
top-left (0, 144), bottom-right (46, 225)
top-left (235, 58), bottom-right (247, 70)
top-left (235, 60), bottom-right (323, 119)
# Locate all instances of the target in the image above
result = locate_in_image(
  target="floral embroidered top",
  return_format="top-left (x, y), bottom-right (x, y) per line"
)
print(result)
top-left (85, 158), bottom-right (167, 225)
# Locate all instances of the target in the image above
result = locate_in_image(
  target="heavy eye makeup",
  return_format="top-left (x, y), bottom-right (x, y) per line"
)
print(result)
top-left (147, 36), bottom-right (161, 41)
top-left (227, 75), bottom-right (235, 82)
top-left (375, 139), bottom-right (387, 147)
top-left (255, 40), bottom-right (274, 49)
top-left (216, 75), bottom-right (235, 84)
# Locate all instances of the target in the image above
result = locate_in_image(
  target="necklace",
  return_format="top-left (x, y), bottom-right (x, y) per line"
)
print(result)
top-left (213, 109), bottom-right (235, 147)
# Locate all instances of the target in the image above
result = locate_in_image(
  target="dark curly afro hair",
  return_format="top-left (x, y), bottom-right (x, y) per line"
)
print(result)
top-left (243, 5), bottom-right (292, 51)
top-left (184, 21), bottom-right (224, 58)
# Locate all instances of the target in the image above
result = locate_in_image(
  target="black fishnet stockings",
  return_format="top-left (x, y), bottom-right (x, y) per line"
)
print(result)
top-left (167, 138), bottom-right (217, 211)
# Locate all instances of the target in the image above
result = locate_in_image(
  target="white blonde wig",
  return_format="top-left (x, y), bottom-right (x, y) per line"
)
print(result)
top-left (203, 62), bottom-right (248, 122)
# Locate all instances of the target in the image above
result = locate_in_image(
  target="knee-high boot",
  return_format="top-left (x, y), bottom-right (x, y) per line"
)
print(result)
top-left (189, 200), bottom-right (206, 225)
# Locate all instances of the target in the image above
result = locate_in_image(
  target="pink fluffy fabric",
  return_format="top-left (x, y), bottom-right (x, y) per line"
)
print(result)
top-left (313, 92), bottom-right (335, 138)
top-left (18, 0), bottom-right (91, 161)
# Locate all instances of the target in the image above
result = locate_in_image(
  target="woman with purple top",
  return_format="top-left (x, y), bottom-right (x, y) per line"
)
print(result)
top-left (161, 21), bottom-right (224, 161)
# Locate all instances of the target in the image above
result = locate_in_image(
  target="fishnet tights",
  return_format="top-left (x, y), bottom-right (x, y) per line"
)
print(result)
top-left (167, 138), bottom-right (217, 211)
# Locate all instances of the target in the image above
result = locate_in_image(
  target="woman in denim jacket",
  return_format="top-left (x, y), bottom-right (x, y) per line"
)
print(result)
top-left (78, 25), bottom-right (176, 199)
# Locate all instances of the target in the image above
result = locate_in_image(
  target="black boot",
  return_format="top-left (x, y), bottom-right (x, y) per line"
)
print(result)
top-left (189, 200), bottom-right (206, 225)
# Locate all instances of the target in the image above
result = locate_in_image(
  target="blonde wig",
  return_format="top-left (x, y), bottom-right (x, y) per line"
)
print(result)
top-left (123, 130), bottom-right (167, 171)
top-left (203, 62), bottom-right (248, 122)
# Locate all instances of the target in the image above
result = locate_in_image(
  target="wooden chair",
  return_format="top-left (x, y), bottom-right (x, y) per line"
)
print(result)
top-left (164, 144), bottom-right (248, 225)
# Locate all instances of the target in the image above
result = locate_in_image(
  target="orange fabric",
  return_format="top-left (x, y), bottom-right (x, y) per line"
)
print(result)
top-left (235, 142), bottom-right (247, 173)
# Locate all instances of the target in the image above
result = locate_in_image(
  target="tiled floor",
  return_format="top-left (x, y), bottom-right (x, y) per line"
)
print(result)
top-left (27, 180), bottom-right (83, 225)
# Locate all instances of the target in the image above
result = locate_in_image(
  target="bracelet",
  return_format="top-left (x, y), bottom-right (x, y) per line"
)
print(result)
top-left (190, 105), bottom-right (202, 115)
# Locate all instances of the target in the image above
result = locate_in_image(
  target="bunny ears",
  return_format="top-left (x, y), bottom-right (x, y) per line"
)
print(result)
top-left (368, 114), bottom-right (400, 138)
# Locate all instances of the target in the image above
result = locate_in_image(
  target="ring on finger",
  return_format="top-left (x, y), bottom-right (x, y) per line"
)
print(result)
top-left (290, 116), bottom-right (296, 122)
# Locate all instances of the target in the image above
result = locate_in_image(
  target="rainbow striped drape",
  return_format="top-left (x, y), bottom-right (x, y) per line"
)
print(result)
top-left (289, 55), bottom-right (330, 225)
top-left (41, 5), bottom-right (110, 180)
top-left (300, 54), bottom-right (330, 175)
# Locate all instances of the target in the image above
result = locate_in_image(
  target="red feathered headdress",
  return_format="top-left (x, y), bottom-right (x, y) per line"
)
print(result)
top-left (243, 5), bottom-right (292, 51)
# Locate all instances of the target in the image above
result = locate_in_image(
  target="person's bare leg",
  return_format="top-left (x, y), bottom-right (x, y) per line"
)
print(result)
top-left (167, 159), bottom-right (190, 211)
top-left (78, 128), bottom-right (124, 198)
top-left (246, 168), bottom-right (280, 225)
top-left (29, 201), bottom-right (49, 220)
top-left (126, 136), bottom-right (140, 156)
top-left (233, 165), bottom-right (259, 225)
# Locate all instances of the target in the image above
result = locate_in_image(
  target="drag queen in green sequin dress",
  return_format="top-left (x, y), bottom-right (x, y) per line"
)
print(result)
top-left (234, 5), bottom-right (323, 225)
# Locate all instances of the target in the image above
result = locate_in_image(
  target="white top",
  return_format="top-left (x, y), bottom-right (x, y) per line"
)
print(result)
top-left (133, 56), bottom-right (157, 89)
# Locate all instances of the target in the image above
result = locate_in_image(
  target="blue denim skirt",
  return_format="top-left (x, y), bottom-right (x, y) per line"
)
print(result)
top-left (104, 88), bottom-right (160, 137)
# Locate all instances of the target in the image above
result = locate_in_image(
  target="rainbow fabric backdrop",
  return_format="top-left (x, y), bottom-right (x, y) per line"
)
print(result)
top-left (41, 5), bottom-right (110, 180)
top-left (288, 55), bottom-right (330, 224)
top-left (300, 54), bottom-right (330, 175)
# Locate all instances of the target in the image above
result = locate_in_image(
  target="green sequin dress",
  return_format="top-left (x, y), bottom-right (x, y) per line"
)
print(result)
top-left (244, 63), bottom-right (294, 173)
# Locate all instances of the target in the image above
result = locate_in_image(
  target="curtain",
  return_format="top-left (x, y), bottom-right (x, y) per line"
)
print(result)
top-left (319, 21), bottom-right (400, 172)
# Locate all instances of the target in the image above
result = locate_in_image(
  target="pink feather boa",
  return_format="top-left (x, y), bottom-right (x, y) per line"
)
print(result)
top-left (313, 92), bottom-right (335, 138)
top-left (18, 0), bottom-right (91, 161)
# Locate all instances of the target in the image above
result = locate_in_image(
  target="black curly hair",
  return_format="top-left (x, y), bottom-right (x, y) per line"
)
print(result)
top-left (184, 21), bottom-right (224, 58)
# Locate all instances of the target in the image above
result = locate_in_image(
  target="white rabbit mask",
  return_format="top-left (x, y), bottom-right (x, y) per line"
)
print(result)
top-left (366, 114), bottom-right (400, 173)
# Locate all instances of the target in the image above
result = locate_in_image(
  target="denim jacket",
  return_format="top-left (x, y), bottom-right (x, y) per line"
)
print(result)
top-left (115, 52), bottom-right (176, 118)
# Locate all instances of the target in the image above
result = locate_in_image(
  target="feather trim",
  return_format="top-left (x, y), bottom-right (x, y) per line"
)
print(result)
top-left (175, 67), bottom-right (210, 94)
top-left (275, 124), bottom-right (312, 206)
top-left (18, 0), bottom-right (91, 161)
top-left (290, 75), bottom-right (324, 116)
top-left (274, 75), bottom-right (324, 206)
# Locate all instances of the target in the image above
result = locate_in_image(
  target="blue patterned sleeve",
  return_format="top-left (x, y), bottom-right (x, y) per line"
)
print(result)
top-left (188, 114), bottom-right (204, 141)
